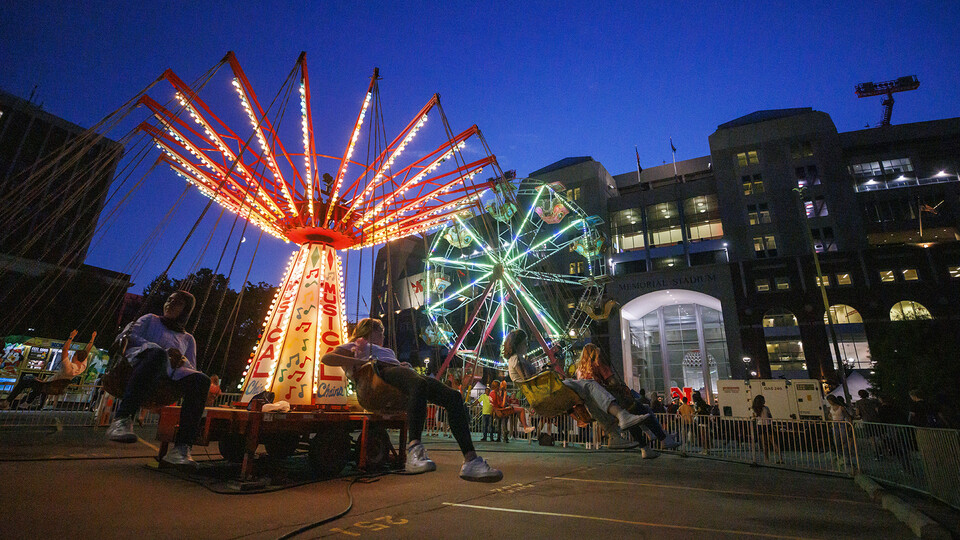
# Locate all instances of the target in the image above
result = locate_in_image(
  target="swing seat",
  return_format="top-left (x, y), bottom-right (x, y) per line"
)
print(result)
top-left (517, 371), bottom-right (591, 421)
top-left (101, 338), bottom-right (183, 409)
top-left (353, 361), bottom-right (407, 414)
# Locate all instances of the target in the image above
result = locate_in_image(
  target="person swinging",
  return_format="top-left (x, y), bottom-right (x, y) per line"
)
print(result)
top-left (322, 318), bottom-right (502, 482)
top-left (1, 329), bottom-right (96, 410)
top-left (503, 329), bottom-right (647, 449)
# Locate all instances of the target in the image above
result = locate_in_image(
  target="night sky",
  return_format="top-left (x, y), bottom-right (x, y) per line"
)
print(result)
top-left (2, 1), bottom-right (959, 319)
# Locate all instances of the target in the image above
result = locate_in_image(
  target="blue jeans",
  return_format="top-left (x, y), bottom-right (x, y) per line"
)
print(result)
top-left (562, 379), bottom-right (618, 430)
top-left (481, 414), bottom-right (493, 439)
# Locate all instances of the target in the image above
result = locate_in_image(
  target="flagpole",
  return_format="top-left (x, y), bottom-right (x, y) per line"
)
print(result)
top-left (670, 137), bottom-right (678, 177)
top-left (918, 196), bottom-right (924, 240)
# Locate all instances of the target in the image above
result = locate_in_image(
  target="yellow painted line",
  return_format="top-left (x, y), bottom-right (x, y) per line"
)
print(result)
top-left (545, 476), bottom-right (872, 505)
top-left (441, 502), bottom-right (814, 539)
top-left (137, 437), bottom-right (160, 453)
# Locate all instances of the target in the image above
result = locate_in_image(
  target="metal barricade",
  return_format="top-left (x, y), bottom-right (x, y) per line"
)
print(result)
top-left (855, 422), bottom-right (960, 509)
top-left (650, 413), bottom-right (859, 476)
top-left (0, 382), bottom-right (104, 428)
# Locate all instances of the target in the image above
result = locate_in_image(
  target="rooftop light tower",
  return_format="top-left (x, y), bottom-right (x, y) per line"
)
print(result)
top-left (855, 75), bottom-right (920, 127)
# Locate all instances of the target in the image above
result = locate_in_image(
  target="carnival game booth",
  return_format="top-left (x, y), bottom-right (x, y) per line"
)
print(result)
top-left (91, 51), bottom-right (503, 480)
top-left (1, 335), bottom-right (105, 406)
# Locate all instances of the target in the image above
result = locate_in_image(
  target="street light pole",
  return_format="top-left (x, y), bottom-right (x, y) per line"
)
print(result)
top-left (794, 187), bottom-right (851, 404)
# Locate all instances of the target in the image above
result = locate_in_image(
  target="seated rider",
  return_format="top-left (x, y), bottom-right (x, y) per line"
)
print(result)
top-left (2, 329), bottom-right (96, 409)
top-left (106, 291), bottom-right (211, 468)
top-left (503, 329), bottom-right (647, 449)
top-left (322, 318), bottom-right (502, 482)
top-left (576, 344), bottom-right (679, 458)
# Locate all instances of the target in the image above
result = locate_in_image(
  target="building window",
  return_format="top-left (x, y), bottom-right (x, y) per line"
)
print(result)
top-left (795, 165), bottom-right (821, 187)
top-left (890, 301), bottom-right (933, 321)
top-left (737, 150), bottom-right (759, 167)
top-left (902, 268), bottom-right (919, 281)
top-left (649, 226), bottom-right (684, 246)
top-left (815, 275), bottom-right (830, 287)
top-left (836, 273), bottom-right (852, 286)
top-left (569, 261), bottom-right (583, 275)
top-left (949, 266), bottom-right (960, 279)
top-left (775, 277), bottom-right (790, 290)
top-left (879, 270), bottom-right (895, 282)
top-left (851, 158), bottom-right (921, 192)
top-left (753, 235), bottom-right (777, 258)
top-left (742, 174), bottom-right (764, 196)
top-left (811, 227), bottom-right (836, 252)
top-left (566, 187), bottom-right (581, 201)
top-left (790, 141), bottom-right (814, 159)
top-left (687, 220), bottom-right (723, 241)
top-left (610, 209), bottom-right (645, 253)
top-left (804, 196), bottom-right (829, 218)
top-left (747, 203), bottom-right (771, 225)
top-left (755, 279), bottom-right (770, 292)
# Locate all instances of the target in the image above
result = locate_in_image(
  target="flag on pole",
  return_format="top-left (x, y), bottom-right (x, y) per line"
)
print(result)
top-left (670, 137), bottom-right (677, 153)
top-left (635, 146), bottom-right (643, 175)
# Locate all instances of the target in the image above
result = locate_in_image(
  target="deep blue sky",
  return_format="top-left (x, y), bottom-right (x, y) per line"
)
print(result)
top-left (3, 1), bottom-right (959, 319)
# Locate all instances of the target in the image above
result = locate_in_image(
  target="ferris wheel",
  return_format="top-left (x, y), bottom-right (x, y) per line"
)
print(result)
top-left (422, 178), bottom-right (608, 376)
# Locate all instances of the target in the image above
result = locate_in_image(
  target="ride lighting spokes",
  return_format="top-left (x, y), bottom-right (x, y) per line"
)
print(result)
top-left (138, 51), bottom-right (498, 405)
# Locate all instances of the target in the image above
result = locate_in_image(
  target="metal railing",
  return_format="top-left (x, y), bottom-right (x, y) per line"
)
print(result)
top-left (0, 385), bottom-right (243, 429)
top-left (854, 421), bottom-right (960, 509)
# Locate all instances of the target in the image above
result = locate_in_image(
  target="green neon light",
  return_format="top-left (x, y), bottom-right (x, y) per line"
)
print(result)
top-left (507, 217), bottom-right (584, 265)
top-left (504, 185), bottom-right (545, 260)
top-left (503, 271), bottom-right (562, 337)
top-left (428, 270), bottom-right (493, 310)
top-left (427, 257), bottom-right (493, 269)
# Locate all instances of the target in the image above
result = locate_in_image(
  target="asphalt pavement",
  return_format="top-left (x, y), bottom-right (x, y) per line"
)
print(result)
top-left (0, 426), bottom-right (921, 539)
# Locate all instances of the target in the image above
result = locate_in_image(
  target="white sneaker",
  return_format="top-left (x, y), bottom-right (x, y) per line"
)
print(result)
top-left (608, 430), bottom-right (640, 450)
top-left (459, 456), bottom-right (503, 483)
top-left (405, 443), bottom-right (436, 474)
top-left (661, 433), bottom-right (681, 450)
top-left (641, 447), bottom-right (660, 459)
top-left (162, 444), bottom-right (197, 467)
top-left (617, 410), bottom-right (650, 430)
top-left (106, 417), bottom-right (137, 443)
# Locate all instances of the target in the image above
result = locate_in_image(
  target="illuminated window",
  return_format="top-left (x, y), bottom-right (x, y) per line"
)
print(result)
top-left (890, 301), bottom-right (933, 321)
top-left (743, 178), bottom-right (753, 196)
top-left (804, 196), bottom-right (829, 218)
top-left (879, 270), bottom-right (895, 282)
top-left (949, 266), bottom-right (960, 279)
top-left (755, 279), bottom-right (770, 292)
top-left (737, 150), bottom-right (760, 167)
top-left (569, 261), bottom-right (584, 275)
top-left (795, 165), bottom-right (820, 187)
top-left (566, 187), bottom-right (581, 201)
top-left (902, 268), bottom-right (919, 281)
top-left (815, 275), bottom-right (830, 287)
top-left (836, 273), bottom-right (852, 286)
top-left (753, 235), bottom-right (777, 258)
top-left (775, 277), bottom-right (790, 290)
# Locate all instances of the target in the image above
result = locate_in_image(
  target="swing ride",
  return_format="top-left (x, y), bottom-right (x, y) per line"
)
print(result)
top-left (134, 51), bottom-right (500, 407)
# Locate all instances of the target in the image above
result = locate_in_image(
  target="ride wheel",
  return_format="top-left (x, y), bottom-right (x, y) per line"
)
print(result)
top-left (308, 426), bottom-right (352, 477)
top-left (357, 426), bottom-right (394, 470)
top-left (218, 432), bottom-right (246, 463)
top-left (424, 179), bottom-right (606, 375)
top-left (264, 431), bottom-right (302, 459)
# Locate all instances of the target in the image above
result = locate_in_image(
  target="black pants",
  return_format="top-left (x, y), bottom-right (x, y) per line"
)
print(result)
top-left (116, 348), bottom-right (209, 445)
top-left (379, 365), bottom-right (475, 455)
top-left (6, 375), bottom-right (44, 407)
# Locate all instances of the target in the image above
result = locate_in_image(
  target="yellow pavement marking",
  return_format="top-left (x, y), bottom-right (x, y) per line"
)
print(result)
top-left (545, 476), bottom-right (872, 505)
top-left (137, 437), bottom-right (160, 453)
top-left (441, 502), bottom-right (814, 539)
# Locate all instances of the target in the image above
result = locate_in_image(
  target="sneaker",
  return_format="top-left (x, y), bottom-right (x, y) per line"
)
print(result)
top-left (405, 443), bottom-right (436, 474)
top-left (459, 456), bottom-right (503, 483)
top-left (608, 431), bottom-right (640, 450)
top-left (162, 444), bottom-right (197, 467)
top-left (660, 433), bottom-right (681, 450)
top-left (106, 417), bottom-right (137, 443)
top-left (616, 410), bottom-right (650, 430)
top-left (641, 447), bottom-right (660, 459)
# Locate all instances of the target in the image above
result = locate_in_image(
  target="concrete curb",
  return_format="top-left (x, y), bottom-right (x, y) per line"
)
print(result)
top-left (854, 474), bottom-right (951, 539)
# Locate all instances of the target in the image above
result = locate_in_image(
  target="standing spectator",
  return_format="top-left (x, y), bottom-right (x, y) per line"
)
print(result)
top-left (853, 389), bottom-right (880, 422)
top-left (476, 388), bottom-right (494, 441)
top-left (206, 375), bottom-right (222, 407)
top-left (650, 393), bottom-right (666, 414)
top-left (751, 395), bottom-right (781, 463)
top-left (907, 389), bottom-right (932, 427)
top-left (692, 391), bottom-right (712, 453)
top-left (106, 291), bottom-right (210, 469)
top-left (677, 397), bottom-right (695, 450)
top-left (826, 394), bottom-right (852, 469)
top-left (666, 397), bottom-right (680, 415)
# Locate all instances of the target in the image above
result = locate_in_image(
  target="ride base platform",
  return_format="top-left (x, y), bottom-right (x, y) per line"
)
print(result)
top-left (155, 404), bottom-right (407, 480)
